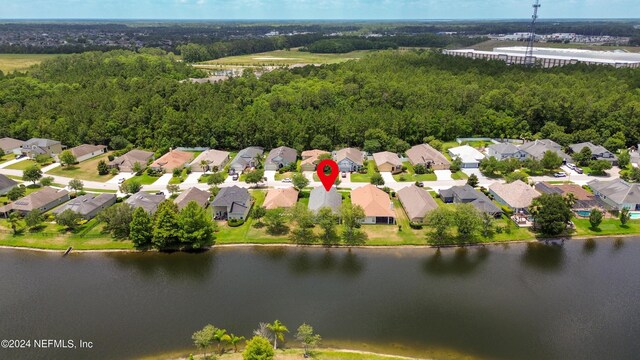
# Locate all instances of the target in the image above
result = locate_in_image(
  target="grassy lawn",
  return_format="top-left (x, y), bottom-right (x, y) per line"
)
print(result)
top-left (46, 153), bottom-right (114, 182)
top-left (573, 218), bottom-right (640, 237)
top-left (0, 153), bottom-right (16, 164)
top-left (214, 190), bottom-right (276, 243)
top-left (350, 161), bottom-right (377, 183)
top-left (0, 218), bottom-right (134, 250)
top-left (451, 171), bottom-right (468, 180)
top-left (169, 169), bottom-right (188, 185)
top-left (197, 48), bottom-right (371, 67)
top-left (393, 162), bottom-right (437, 182)
top-left (198, 172), bottom-right (229, 183)
top-left (194, 348), bottom-right (415, 360)
top-left (0, 54), bottom-right (67, 73)
top-left (125, 173), bottom-right (160, 186)
top-left (274, 171), bottom-right (299, 181)
top-left (5, 159), bottom-right (42, 170)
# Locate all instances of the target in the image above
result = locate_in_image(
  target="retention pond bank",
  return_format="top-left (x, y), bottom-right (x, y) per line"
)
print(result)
top-left (1, 238), bottom-right (639, 359)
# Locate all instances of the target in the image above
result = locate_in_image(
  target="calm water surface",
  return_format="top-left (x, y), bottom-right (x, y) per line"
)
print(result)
top-left (1, 238), bottom-right (640, 360)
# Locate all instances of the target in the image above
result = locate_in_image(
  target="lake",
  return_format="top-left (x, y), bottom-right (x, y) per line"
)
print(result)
top-left (1, 238), bottom-right (640, 359)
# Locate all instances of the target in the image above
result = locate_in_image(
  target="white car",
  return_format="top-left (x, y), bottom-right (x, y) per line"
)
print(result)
top-left (554, 172), bottom-right (567, 178)
top-left (282, 178), bottom-right (292, 183)
top-left (117, 178), bottom-right (125, 184)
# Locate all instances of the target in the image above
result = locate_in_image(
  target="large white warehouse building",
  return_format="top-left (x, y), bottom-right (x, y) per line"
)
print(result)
top-left (443, 46), bottom-right (640, 68)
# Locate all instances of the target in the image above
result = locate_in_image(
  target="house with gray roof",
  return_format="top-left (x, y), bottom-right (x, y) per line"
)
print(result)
top-left (265, 146), bottom-right (297, 171)
top-left (0, 174), bottom-right (18, 196)
top-left (439, 185), bottom-right (501, 217)
top-left (569, 142), bottom-right (617, 165)
top-left (332, 148), bottom-right (365, 172)
top-left (229, 147), bottom-right (264, 174)
top-left (108, 149), bottom-right (154, 173)
top-left (68, 144), bottom-right (107, 163)
top-left (588, 179), bottom-right (640, 211)
top-left (397, 185), bottom-right (438, 223)
top-left (0, 137), bottom-right (25, 155)
top-left (211, 185), bottom-right (253, 220)
top-left (308, 186), bottom-right (342, 214)
top-left (174, 187), bottom-right (211, 210)
top-left (125, 192), bottom-right (165, 214)
top-left (21, 138), bottom-right (63, 159)
top-left (519, 139), bottom-right (570, 162)
top-left (0, 187), bottom-right (70, 217)
top-left (52, 193), bottom-right (116, 220)
top-left (486, 143), bottom-right (528, 161)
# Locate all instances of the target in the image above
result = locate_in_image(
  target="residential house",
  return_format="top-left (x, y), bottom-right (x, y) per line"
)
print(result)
top-left (300, 149), bottom-right (329, 172)
top-left (486, 143), bottom-right (528, 161)
top-left (308, 186), bottom-right (342, 214)
top-left (519, 139), bottom-right (570, 162)
top-left (229, 147), bottom-right (264, 174)
top-left (0, 174), bottom-right (18, 195)
top-left (150, 149), bottom-right (193, 172)
top-left (569, 142), bottom-right (618, 165)
top-left (534, 182), bottom-right (600, 209)
top-left (52, 193), bottom-right (116, 220)
top-left (351, 184), bottom-right (396, 225)
top-left (588, 179), bottom-right (640, 211)
top-left (372, 151), bottom-right (403, 173)
top-left (211, 185), bottom-right (253, 220)
top-left (68, 144), bottom-right (107, 163)
top-left (108, 149), bottom-right (154, 173)
top-left (125, 192), bottom-right (165, 214)
top-left (397, 185), bottom-right (438, 223)
top-left (405, 143), bottom-right (451, 170)
top-left (0, 137), bottom-right (25, 155)
top-left (439, 185), bottom-right (502, 217)
top-left (190, 149), bottom-right (231, 172)
top-left (448, 145), bottom-right (485, 168)
top-left (333, 148), bottom-right (365, 173)
top-left (489, 180), bottom-right (541, 213)
top-left (264, 146), bottom-right (298, 171)
top-left (263, 188), bottom-right (298, 210)
top-left (20, 138), bottom-right (63, 159)
top-left (0, 187), bottom-right (70, 217)
top-left (174, 187), bottom-right (211, 210)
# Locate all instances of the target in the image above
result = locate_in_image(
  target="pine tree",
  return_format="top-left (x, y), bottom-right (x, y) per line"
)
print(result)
top-left (130, 207), bottom-right (153, 247)
top-left (152, 200), bottom-right (180, 249)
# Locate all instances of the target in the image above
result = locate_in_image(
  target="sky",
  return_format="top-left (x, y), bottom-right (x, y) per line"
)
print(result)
top-left (1, 0), bottom-right (639, 20)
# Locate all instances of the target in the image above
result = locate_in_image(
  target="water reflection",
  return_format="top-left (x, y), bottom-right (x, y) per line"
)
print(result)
top-left (613, 238), bottom-right (625, 251)
top-left (422, 247), bottom-right (490, 276)
top-left (583, 238), bottom-right (597, 254)
top-left (521, 242), bottom-right (565, 272)
top-left (108, 251), bottom-right (216, 280)
top-left (252, 247), bottom-right (365, 276)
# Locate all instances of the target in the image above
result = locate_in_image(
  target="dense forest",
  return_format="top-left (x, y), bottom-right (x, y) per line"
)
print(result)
top-left (1, 49), bottom-right (640, 154)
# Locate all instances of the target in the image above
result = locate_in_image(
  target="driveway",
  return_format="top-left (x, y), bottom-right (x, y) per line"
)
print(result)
top-left (153, 173), bottom-right (173, 187)
top-left (0, 156), bottom-right (28, 169)
top-left (434, 170), bottom-right (453, 181)
top-left (183, 172), bottom-right (202, 184)
top-left (264, 170), bottom-right (276, 182)
top-left (41, 162), bottom-right (61, 172)
top-left (381, 172), bottom-right (396, 184)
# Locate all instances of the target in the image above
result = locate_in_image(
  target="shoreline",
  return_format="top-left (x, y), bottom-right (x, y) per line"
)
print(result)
top-left (0, 233), bottom-right (635, 254)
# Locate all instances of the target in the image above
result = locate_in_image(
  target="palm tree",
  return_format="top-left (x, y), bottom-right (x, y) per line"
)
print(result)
top-left (266, 320), bottom-right (289, 350)
top-left (213, 328), bottom-right (231, 354)
top-left (8, 212), bottom-right (21, 234)
top-left (229, 333), bottom-right (245, 353)
top-left (563, 193), bottom-right (576, 208)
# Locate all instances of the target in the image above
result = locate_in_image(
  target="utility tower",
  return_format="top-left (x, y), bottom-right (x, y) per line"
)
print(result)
top-left (525, 0), bottom-right (541, 66)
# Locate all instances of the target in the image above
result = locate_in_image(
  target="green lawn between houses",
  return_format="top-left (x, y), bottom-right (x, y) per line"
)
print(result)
top-left (350, 161), bottom-right (378, 183)
top-left (46, 152), bottom-right (115, 182)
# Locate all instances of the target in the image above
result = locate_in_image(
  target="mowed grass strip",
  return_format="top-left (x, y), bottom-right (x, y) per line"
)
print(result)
top-left (46, 153), bottom-right (115, 182)
top-left (198, 49), bottom-right (371, 66)
top-left (0, 54), bottom-right (67, 73)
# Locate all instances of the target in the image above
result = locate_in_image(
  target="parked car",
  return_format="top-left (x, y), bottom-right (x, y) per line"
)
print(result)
top-left (118, 178), bottom-right (125, 184)
top-left (232, 174), bottom-right (239, 181)
top-left (416, 181), bottom-right (425, 187)
top-left (554, 172), bottom-right (567, 178)
top-left (574, 167), bottom-right (584, 174)
top-left (15, 154), bottom-right (26, 159)
top-left (341, 172), bottom-right (347, 178)
top-left (282, 178), bottom-right (292, 183)
top-left (155, 191), bottom-right (164, 196)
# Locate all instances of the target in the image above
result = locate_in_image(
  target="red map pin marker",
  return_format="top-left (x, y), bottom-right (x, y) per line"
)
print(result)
top-left (317, 159), bottom-right (339, 191)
